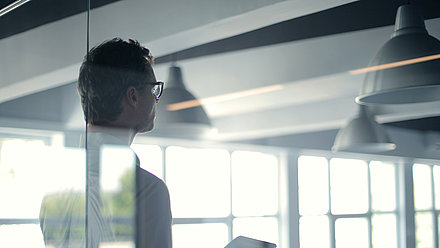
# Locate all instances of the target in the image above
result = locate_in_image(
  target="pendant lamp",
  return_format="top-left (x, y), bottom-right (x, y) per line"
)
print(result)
top-left (356, 4), bottom-right (440, 105)
top-left (152, 65), bottom-right (215, 139)
top-left (332, 105), bottom-right (396, 153)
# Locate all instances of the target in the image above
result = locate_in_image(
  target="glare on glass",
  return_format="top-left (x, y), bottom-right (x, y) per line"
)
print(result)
top-left (415, 212), bottom-right (434, 248)
top-left (0, 140), bottom-right (86, 219)
top-left (335, 218), bottom-right (369, 248)
top-left (233, 217), bottom-right (279, 245)
top-left (370, 161), bottom-right (396, 211)
top-left (298, 156), bottom-right (329, 215)
top-left (413, 164), bottom-right (433, 211)
top-left (131, 144), bottom-right (163, 180)
top-left (166, 146), bottom-right (230, 218)
top-left (0, 224), bottom-right (45, 248)
top-left (172, 223), bottom-right (229, 248)
top-left (433, 165), bottom-right (440, 210)
top-left (330, 158), bottom-right (369, 214)
top-left (0, 139), bottom-right (47, 217)
top-left (0, 139), bottom-right (87, 247)
top-left (232, 151), bottom-right (278, 217)
top-left (372, 214), bottom-right (398, 248)
top-left (299, 216), bottom-right (330, 248)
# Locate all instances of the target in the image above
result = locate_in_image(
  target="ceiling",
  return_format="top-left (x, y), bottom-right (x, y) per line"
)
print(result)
top-left (0, 0), bottom-right (120, 39)
top-left (1, 0), bottom-right (440, 145)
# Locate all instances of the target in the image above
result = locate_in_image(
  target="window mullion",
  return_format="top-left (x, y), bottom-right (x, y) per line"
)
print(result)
top-left (433, 212), bottom-right (439, 248)
top-left (228, 149), bottom-right (233, 243)
top-left (367, 161), bottom-right (373, 248)
top-left (398, 160), bottom-right (416, 248)
top-left (395, 160), bottom-right (403, 248)
top-left (430, 165), bottom-right (439, 248)
top-left (287, 153), bottom-right (300, 248)
top-left (279, 151), bottom-right (289, 248)
top-left (327, 157), bottom-right (335, 248)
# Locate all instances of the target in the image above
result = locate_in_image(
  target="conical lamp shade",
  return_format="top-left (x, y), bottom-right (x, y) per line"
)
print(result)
top-left (356, 4), bottom-right (440, 105)
top-left (152, 66), bottom-right (214, 139)
top-left (332, 106), bottom-right (396, 153)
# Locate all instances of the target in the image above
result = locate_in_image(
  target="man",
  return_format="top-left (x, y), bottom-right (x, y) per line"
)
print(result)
top-left (78, 38), bottom-right (171, 248)
top-left (40, 38), bottom-right (172, 248)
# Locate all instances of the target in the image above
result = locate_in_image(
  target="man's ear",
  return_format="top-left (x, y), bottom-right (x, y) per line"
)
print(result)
top-left (125, 86), bottom-right (138, 107)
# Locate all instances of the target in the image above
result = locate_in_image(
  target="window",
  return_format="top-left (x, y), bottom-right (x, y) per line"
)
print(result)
top-left (131, 144), bottom-right (163, 180)
top-left (298, 156), bottom-right (398, 248)
top-left (133, 145), bottom-right (282, 248)
top-left (166, 146), bottom-right (230, 219)
top-left (172, 223), bottom-right (229, 248)
top-left (413, 163), bottom-right (440, 248)
top-left (0, 135), bottom-right (282, 248)
top-left (231, 151), bottom-right (279, 245)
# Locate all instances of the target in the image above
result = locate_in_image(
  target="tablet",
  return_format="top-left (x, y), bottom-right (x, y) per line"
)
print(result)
top-left (225, 236), bottom-right (277, 248)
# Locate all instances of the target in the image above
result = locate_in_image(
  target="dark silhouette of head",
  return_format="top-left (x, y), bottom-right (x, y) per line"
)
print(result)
top-left (77, 38), bottom-right (155, 126)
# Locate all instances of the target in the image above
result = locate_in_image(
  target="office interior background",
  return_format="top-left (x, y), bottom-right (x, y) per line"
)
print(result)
top-left (1, 0), bottom-right (440, 247)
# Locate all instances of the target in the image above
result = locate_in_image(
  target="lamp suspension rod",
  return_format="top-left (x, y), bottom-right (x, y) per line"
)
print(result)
top-left (0, 0), bottom-right (31, 17)
top-left (171, 53), bottom-right (177, 66)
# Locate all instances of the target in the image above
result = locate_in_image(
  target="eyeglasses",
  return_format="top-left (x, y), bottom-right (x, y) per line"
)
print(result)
top-left (147, 81), bottom-right (164, 100)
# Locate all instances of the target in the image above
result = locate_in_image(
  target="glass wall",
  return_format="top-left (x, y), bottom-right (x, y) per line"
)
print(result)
top-left (0, 0), bottom-right (88, 247)
top-left (1, 1), bottom-right (440, 248)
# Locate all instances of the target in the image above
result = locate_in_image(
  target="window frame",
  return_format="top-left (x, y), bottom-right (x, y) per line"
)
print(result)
top-left (133, 137), bottom-right (286, 247)
top-left (294, 151), bottom-right (403, 248)
top-left (413, 162), bottom-right (440, 248)
top-left (2, 129), bottom-right (440, 248)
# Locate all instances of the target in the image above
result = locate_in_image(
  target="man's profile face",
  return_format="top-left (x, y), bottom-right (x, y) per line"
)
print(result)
top-left (134, 65), bottom-right (158, 133)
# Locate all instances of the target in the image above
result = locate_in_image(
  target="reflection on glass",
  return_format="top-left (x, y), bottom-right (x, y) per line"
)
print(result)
top-left (330, 159), bottom-right (368, 214)
top-left (166, 146), bottom-right (230, 218)
top-left (415, 212), bottom-right (434, 248)
top-left (173, 223), bottom-right (228, 248)
top-left (372, 214), bottom-right (398, 248)
top-left (99, 145), bottom-right (136, 247)
top-left (299, 215), bottom-right (329, 248)
top-left (232, 151), bottom-right (278, 217)
top-left (233, 217), bottom-right (279, 245)
top-left (433, 166), bottom-right (440, 210)
top-left (1, 0), bottom-right (89, 245)
top-left (131, 144), bottom-right (163, 180)
top-left (370, 161), bottom-right (396, 211)
top-left (335, 218), bottom-right (369, 248)
top-left (413, 164), bottom-right (433, 211)
top-left (298, 156), bottom-right (329, 215)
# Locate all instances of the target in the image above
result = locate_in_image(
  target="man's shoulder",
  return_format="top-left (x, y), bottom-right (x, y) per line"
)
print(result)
top-left (136, 166), bottom-right (162, 181)
top-left (136, 166), bottom-right (169, 193)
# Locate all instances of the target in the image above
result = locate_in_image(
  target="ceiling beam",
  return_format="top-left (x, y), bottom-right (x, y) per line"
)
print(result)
top-left (0, 0), bottom-right (356, 104)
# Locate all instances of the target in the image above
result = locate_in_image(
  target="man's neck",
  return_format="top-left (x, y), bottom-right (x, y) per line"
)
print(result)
top-left (87, 124), bottom-right (136, 145)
